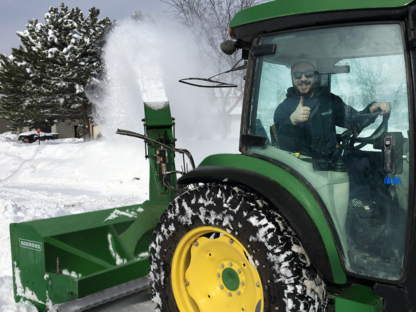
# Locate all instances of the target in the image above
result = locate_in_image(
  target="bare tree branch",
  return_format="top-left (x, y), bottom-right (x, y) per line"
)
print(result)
top-left (161, 0), bottom-right (263, 138)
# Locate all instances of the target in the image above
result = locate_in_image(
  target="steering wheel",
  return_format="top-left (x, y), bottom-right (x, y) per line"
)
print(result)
top-left (338, 110), bottom-right (390, 151)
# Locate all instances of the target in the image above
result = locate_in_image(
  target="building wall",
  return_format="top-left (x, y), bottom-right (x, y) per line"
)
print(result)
top-left (52, 121), bottom-right (78, 138)
top-left (91, 125), bottom-right (101, 140)
top-left (0, 117), bottom-right (11, 133)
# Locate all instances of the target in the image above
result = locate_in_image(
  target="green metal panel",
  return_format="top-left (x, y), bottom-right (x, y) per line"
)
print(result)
top-left (76, 258), bottom-right (150, 298)
top-left (45, 274), bottom-right (78, 306)
top-left (10, 204), bottom-right (152, 311)
top-left (199, 153), bottom-right (346, 284)
top-left (335, 285), bottom-right (383, 312)
top-left (119, 203), bottom-right (169, 257)
top-left (143, 101), bottom-right (174, 127)
top-left (229, 0), bottom-right (414, 28)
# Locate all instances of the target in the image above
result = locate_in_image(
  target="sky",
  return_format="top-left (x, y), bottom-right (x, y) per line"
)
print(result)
top-left (0, 0), bottom-right (170, 56)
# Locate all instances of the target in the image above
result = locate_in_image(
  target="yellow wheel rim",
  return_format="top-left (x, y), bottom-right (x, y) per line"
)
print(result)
top-left (171, 226), bottom-right (264, 312)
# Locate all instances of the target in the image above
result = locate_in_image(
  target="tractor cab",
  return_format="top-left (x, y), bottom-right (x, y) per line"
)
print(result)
top-left (243, 23), bottom-right (409, 281)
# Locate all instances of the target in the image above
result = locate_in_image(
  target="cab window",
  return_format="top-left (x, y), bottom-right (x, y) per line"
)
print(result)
top-left (247, 24), bottom-right (409, 280)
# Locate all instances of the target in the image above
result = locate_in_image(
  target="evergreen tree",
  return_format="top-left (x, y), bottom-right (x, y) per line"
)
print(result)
top-left (0, 3), bottom-right (112, 140)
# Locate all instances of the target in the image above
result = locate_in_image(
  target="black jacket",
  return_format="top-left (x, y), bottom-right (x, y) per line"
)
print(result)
top-left (274, 86), bottom-right (372, 159)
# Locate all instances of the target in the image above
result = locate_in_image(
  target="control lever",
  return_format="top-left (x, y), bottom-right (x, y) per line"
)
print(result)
top-left (384, 135), bottom-right (394, 173)
top-left (374, 132), bottom-right (403, 174)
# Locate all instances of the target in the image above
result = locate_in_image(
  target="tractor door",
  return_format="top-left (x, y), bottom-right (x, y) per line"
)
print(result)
top-left (243, 23), bottom-right (411, 281)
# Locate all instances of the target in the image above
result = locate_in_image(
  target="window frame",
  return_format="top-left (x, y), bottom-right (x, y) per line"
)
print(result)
top-left (240, 20), bottom-right (414, 283)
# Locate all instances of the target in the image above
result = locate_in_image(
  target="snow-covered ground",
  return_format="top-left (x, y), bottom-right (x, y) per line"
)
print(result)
top-left (0, 131), bottom-right (238, 311)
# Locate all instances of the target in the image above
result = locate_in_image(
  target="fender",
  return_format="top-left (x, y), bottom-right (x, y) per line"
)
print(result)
top-left (178, 153), bottom-right (347, 284)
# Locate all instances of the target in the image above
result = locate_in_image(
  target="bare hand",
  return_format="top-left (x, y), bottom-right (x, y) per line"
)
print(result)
top-left (290, 96), bottom-right (310, 125)
top-left (370, 102), bottom-right (391, 115)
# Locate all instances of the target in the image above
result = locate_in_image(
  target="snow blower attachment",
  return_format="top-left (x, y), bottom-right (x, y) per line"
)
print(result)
top-left (9, 102), bottom-right (194, 311)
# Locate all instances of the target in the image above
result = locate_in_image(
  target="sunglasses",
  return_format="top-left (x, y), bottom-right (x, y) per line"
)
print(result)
top-left (292, 70), bottom-right (315, 79)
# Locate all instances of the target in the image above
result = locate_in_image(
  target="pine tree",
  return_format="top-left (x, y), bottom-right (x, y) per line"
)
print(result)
top-left (0, 3), bottom-right (112, 140)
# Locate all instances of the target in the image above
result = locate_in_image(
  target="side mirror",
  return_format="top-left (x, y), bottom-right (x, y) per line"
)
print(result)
top-left (220, 40), bottom-right (237, 55)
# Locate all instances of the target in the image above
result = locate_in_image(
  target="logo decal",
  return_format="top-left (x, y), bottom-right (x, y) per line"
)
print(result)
top-left (321, 109), bottom-right (332, 116)
top-left (384, 176), bottom-right (402, 185)
top-left (19, 239), bottom-right (42, 252)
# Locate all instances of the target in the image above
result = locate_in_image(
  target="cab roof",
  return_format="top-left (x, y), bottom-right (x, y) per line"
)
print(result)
top-left (229, 0), bottom-right (414, 42)
top-left (230, 0), bottom-right (413, 28)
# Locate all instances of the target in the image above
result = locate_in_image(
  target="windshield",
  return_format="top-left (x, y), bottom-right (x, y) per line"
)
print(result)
top-left (248, 24), bottom-right (409, 280)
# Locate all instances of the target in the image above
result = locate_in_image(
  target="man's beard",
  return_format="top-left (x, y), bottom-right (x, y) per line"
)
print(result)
top-left (295, 80), bottom-right (314, 96)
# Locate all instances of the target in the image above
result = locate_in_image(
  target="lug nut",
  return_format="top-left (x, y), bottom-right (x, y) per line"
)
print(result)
top-left (217, 273), bottom-right (220, 278)
top-left (256, 282), bottom-right (260, 287)
top-left (229, 262), bottom-right (233, 267)
top-left (193, 241), bottom-right (199, 247)
top-left (220, 264), bottom-right (224, 268)
top-left (185, 281), bottom-right (190, 286)
top-left (241, 281), bottom-right (245, 286)
top-left (237, 269), bottom-right (241, 274)
top-left (237, 291), bottom-right (241, 295)
top-left (229, 239), bottom-right (234, 244)
top-left (228, 292), bottom-right (232, 297)
top-left (220, 285), bottom-right (224, 289)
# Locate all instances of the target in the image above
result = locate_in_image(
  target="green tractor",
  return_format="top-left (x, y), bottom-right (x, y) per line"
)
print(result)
top-left (10, 0), bottom-right (416, 311)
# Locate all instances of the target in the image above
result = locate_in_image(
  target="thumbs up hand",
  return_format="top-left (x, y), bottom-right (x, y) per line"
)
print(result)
top-left (290, 96), bottom-right (310, 125)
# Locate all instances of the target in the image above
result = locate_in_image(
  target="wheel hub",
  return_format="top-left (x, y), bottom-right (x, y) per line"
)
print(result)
top-left (222, 268), bottom-right (239, 291)
top-left (171, 227), bottom-right (263, 312)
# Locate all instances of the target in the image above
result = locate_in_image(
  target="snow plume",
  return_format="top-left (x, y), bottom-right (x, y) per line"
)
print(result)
top-left (87, 16), bottom-right (210, 141)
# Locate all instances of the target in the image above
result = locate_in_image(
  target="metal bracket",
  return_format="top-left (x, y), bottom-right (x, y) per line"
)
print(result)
top-left (116, 129), bottom-right (196, 193)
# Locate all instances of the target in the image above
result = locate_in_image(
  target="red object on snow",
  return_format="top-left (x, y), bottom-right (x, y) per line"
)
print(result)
top-left (37, 129), bottom-right (41, 134)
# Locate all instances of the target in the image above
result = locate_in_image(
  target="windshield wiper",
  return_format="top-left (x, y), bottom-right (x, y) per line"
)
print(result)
top-left (179, 59), bottom-right (246, 88)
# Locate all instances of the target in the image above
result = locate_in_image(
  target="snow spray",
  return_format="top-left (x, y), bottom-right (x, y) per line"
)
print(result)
top-left (87, 16), bottom-right (211, 140)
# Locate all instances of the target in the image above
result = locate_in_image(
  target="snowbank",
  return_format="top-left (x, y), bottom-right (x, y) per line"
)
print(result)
top-left (0, 132), bottom-right (18, 142)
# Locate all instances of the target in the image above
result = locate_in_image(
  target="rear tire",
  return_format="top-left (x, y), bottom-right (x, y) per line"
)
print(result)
top-left (149, 183), bottom-right (326, 311)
